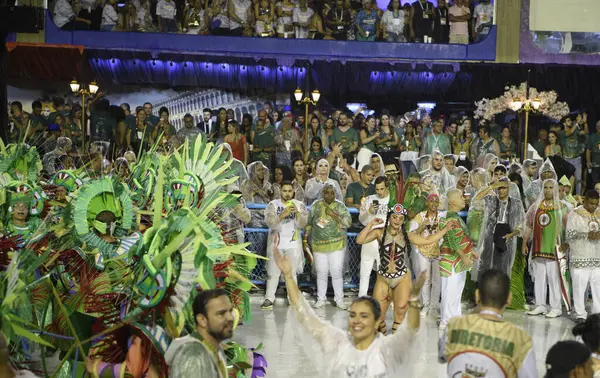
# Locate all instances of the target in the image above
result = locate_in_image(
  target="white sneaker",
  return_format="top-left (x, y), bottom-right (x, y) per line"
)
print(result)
top-left (527, 306), bottom-right (547, 316)
top-left (420, 305), bottom-right (429, 316)
top-left (545, 309), bottom-right (562, 318)
top-left (335, 300), bottom-right (348, 310)
top-left (313, 299), bottom-right (327, 308)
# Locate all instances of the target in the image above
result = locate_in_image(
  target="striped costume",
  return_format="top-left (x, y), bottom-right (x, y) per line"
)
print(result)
top-left (439, 212), bottom-right (474, 277)
top-left (439, 211), bottom-right (475, 327)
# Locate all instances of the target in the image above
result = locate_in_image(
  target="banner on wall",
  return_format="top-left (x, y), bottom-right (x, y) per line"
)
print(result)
top-left (530, 0), bottom-right (600, 32)
top-left (8, 85), bottom-right (290, 130)
top-left (153, 89), bottom-right (290, 130)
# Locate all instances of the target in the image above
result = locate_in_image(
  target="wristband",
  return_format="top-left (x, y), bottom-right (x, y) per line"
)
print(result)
top-left (409, 295), bottom-right (420, 302)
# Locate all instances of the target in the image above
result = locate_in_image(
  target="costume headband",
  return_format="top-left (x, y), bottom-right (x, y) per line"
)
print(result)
top-left (391, 203), bottom-right (407, 215)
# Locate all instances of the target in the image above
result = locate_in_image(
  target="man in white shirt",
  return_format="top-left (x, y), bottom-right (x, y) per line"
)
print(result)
top-left (472, 0), bottom-right (494, 42)
top-left (567, 190), bottom-right (600, 323)
top-left (448, 0), bottom-right (470, 44)
top-left (261, 181), bottom-right (308, 310)
top-left (358, 176), bottom-right (391, 296)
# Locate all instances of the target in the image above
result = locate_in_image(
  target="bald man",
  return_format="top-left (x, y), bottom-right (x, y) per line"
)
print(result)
top-left (439, 189), bottom-right (478, 331)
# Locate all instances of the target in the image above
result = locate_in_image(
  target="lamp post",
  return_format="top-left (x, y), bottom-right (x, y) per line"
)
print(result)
top-left (510, 95), bottom-right (541, 160)
top-left (294, 88), bottom-right (320, 156)
top-left (70, 79), bottom-right (99, 152)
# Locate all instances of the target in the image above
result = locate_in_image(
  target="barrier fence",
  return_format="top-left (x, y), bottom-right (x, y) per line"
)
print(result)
top-left (244, 203), bottom-right (468, 290)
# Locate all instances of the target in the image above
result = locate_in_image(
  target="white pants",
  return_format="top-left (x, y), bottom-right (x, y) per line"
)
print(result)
top-left (315, 249), bottom-right (345, 302)
top-left (532, 258), bottom-right (561, 312)
top-left (412, 249), bottom-right (441, 309)
top-left (440, 271), bottom-right (466, 326)
top-left (571, 266), bottom-right (600, 318)
top-left (359, 240), bottom-right (379, 297)
top-left (265, 248), bottom-right (299, 302)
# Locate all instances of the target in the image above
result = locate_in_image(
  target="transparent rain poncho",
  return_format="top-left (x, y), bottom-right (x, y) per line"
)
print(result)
top-left (524, 159), bottom-right (557, 209)
top-left (418, 151), bottom-right (453, 195)
top-left (476, 181), bottom-right (525, 278)
top-left (521, 159), bottom-right (538, 192)
top-left (241, 161), bottom-right (273, 228)
top-left (289, 294), bottom-right (422, 378)
top-left (305, 159), bottom-right (343, 205)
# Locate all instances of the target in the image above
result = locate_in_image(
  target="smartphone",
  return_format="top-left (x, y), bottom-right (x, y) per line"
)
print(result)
top-left (373, 200), bottom-right (379, 208)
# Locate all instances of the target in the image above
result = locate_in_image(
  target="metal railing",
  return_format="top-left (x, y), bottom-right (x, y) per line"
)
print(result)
top-left (244, 203), bottom-right (467, 290)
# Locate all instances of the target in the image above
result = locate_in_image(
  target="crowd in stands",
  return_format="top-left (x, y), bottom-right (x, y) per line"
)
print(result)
top-left (7, 96), bottom-right (600, 200)
top-left (51, 0), bottom-right (494, 43)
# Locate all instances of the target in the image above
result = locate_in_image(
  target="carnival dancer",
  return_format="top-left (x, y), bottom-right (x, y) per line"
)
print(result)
top-left (357, 176), bottom-right (391, 297)
top-left (357, 203), bottom-right (458, 334)
top-left (439, 269), bottom-right (538, 378)
top-left (567, 190), bottom-right (600, 323)
top-left (305, 158), bottom-right (343, 205)
top-left (409, 193), bottom-right (444, 316)
top-left (439, 189), bottom-right (479, 331)
top-left (4, 184), bottom-right (43, 243)
top-left (166, 289), bottom-right (234, 378)
top-left (572, 314), bottom-right (600, 377)
top-left (261, 181), bottom-right (308, 310)
top-left (304, 184), bottom-right (352, 309)
top-left (523, 179), bottom-right (570, 318)
top-left (474, 178), bottom-right (525, 278)
top-left (273, 234), bottom-right (428, 378)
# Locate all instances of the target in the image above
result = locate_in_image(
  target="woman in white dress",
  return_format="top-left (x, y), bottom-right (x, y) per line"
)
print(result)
top-left (272, 234), bottom-right (428, 378)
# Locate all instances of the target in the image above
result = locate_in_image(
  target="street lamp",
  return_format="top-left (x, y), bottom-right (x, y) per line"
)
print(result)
top-left (294, 88), bottom-right (320, 154)
top-left (70, 79), bottom-right (99, 152)
top-left (510, 96), bottom-right (541, 159)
